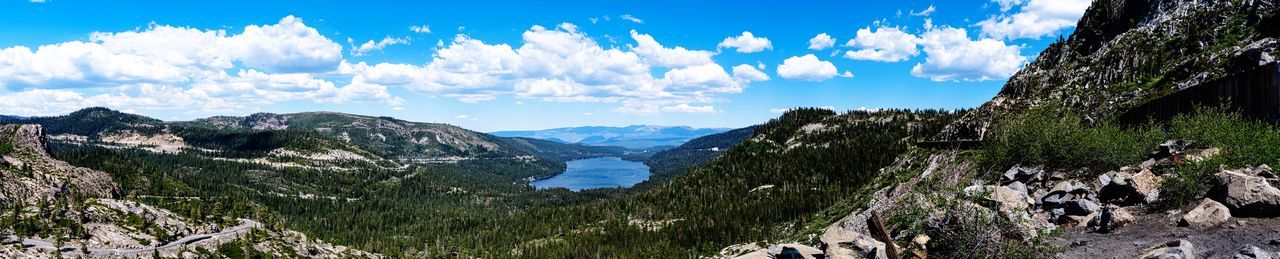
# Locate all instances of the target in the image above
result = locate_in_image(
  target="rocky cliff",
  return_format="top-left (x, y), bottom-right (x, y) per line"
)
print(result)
top-left (0, 124), bottom-right (116, 205)
top-left (937, 0), bottom-right (1279, 142)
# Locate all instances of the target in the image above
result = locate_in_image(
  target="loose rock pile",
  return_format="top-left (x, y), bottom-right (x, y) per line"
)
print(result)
top-left (968, 140), bottom-right (1280, 257)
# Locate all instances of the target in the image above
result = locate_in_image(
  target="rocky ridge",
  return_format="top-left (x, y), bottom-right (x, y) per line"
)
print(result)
top-left (0, 124), bottom-right (379, 258)
top-left (935, 0), bottom-right (1279, 142)
top-left (0, 124), bottom-right (115, 205)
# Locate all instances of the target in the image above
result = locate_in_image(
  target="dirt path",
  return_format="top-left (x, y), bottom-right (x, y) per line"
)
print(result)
top-left (4, 219), bottom-right (260, 256)
top-left (1054, 210), bottom-right (1280, 258)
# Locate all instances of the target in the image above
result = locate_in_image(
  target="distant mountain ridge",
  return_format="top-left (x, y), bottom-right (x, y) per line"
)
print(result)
top-left (490, 125), bottom-right (730, 149)
top-left (0, 107), bottom-right (630, 176)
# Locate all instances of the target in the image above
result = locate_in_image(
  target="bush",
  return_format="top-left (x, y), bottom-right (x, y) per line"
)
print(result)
top-left (0, 140), bottom-right (11, 156)
top-left (981, 107), bottom-right (1163, 174)
top-left (985, 106), bottom-right (1280, 209)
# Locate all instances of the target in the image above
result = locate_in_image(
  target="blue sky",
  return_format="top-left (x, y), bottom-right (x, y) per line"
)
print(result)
top-left (0, 0), bottom-right (1090, 131)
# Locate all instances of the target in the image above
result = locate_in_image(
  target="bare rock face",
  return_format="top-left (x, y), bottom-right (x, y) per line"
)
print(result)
top-left (1139, 239), bottom-right (1197, 259)
top-left (0, 124), bottom-right (116, 205)
top-left (1209, 167), bottom-right (1280, 217)
top-left (820, 225), bottom-right (889, 259)
top-left (1180, 199), bottom-right (1233, 227)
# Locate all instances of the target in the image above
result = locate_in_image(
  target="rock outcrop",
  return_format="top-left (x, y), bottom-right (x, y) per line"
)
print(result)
top-left (1209, 166), bottom-right (1280, 217)
top-left (1180, 199), bottom-right (1233, 227)
top-left (0, 124), bottom-right (116, 205)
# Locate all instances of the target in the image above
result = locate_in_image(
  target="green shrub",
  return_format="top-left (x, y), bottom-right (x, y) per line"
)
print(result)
top-left (981, 107), bottom-right (1163, 174)
top-left (0, 140), bottom-right (11, 156)
top-left (985, 106), bottom-right (1280, 209)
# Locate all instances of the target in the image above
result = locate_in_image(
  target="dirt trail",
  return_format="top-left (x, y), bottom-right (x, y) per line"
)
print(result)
top-left (1054, 211), bottom-right (1280, 258)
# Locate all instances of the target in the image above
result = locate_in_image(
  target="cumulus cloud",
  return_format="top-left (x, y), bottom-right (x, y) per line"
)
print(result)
top-left (0, 15), bottom-right (345, 86)
top-left (0, 16), bottom-right (407, 116)
top-left (808, 33), bottom-right (835, 50)
top-left (717, 31), bottom-right (772, 53)
top-left (348, 23), bottom-right (748, 115)
top-left (732, 64), bottom-right (770, 82)
top-left (351, 36), bottom-right (409, 56)
top-left (978, 0), bottom-right (1091, 40)
top-left (231, 16), bottom-right (345, 73)
top-left (910, 25), bottom-right (1027, 82)
top-left (777, 54), bottom-right (839, 82)
top-left (842, 27), bottom-right (919, 62)
top-left (409, 24), bottom-right (431, 34)
top-left (0, 18), bottom-right (756, 117)
top-left (629, 30), bottom-right (715, 67)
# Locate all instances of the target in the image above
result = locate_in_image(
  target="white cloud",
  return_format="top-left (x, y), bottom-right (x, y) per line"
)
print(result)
top-left (992, 0), bottom-right (1025, 12)
top-left (619, 14), bottom-right (644, 24)
top-left (349, 23), bottom-right (749, 115)
top-left (409, 25), bottom-right (431, 34)
top-left (0, 18), bottom-right (750, 117)
top-left (910, 25), bottom-right (1027, 82)
top-left (717, 31), bottom-right (772, 53)
top-left (910, 5), bottom-right (937, 16)
top-left (0, 16), bottom-right (407, 116)
top-left (842, 27), bottom-right (919, 62)
top-left (0, 15), bottom-right (345, 87)
top-left (777, 54), bottom-right (839, 82)
top-left (808, 33), bottom-right (836, 50)
top-left (978, 0), bottom-right (1091, 40)
top-left (455, 114), bottom-right (478, 120)
top-left (732, 64), bottom-right (770, 82)
top-left (231, 16), bottom-right (344, 73)
top-left (351, 36), bottom-right (409, 56)
top-left (839, 71), bottom-right (854, 78)
top-left (629, 30), bottom-right (715, 68)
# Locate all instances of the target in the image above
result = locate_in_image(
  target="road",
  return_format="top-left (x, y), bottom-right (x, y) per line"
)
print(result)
top-left (2, 219), bottom-right (260, 256)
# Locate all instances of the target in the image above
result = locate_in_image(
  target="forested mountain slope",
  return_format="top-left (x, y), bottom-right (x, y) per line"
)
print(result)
top-left (441, 108), bottom-right (965, 257)
top-left (642, 125), bottom-right (757, 185)
top-left (0, 124), bottom-right (377, 258)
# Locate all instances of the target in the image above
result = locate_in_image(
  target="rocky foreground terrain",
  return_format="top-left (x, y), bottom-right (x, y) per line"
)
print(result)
top-left (720, 0), bottom-right (1280, 258)
top-left (723, 141), bottom-right (1280, 258)
top-left (0, 124), bottom-right (378, 258)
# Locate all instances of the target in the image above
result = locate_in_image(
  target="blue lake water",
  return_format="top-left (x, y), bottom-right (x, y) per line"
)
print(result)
top-left (530, 157), bottom-right (651, 191)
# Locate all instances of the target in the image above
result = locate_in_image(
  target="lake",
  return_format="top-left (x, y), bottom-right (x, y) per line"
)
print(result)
top-left (530, 157), bottom-right (651, 191)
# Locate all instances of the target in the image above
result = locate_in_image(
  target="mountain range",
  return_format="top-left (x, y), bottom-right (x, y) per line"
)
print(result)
top-left (490, 125), bottom-right (730, 149)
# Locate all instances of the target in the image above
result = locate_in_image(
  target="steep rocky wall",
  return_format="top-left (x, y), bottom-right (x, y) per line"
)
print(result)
top-left (935, 0), bottom-right (1279, 142)
top-left (0, 124), bottom-right (116, 205)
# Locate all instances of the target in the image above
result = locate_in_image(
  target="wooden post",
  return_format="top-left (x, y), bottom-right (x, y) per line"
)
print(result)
top-left (867, 211), bottom-right (900, 259)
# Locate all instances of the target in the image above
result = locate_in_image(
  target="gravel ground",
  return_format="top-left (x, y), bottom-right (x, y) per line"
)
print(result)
top-left (1053, 207), bottom-right (1280, 258)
